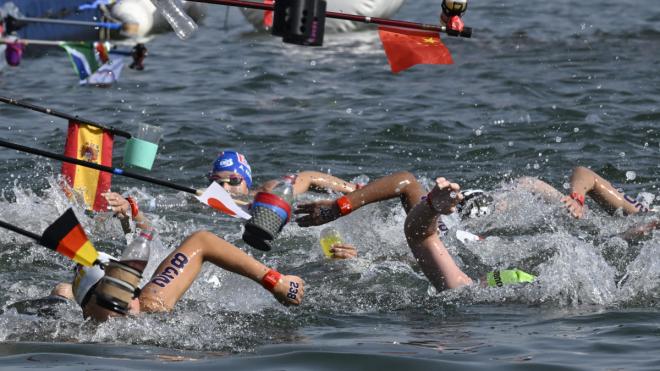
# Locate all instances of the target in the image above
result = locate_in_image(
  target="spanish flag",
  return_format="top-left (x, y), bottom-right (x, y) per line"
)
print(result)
top-left (378, 26), bottom-right (453, 74)
top-left (61, 121), bottom-right (114, 211)
top-left (41, 208), bottom-right (99, 267)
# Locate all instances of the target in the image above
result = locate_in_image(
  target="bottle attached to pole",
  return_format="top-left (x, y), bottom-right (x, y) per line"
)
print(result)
top-left (242, 174), bottom-right (296, 251)
top-left (93, 230), bottom-right (152, 314)
top-left (150, 0), bottom-right (198, 40)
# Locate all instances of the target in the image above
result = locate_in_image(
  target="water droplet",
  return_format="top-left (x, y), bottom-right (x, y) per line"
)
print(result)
top-left (450, 192), bottom-right (457, 199)
top-left (310, 60), bottom-right (317, 66)
top-left (574, 127), bottom-right (580, 133)
top-left (346, 108), bottom-right (352, 114)
top-left (508, 141), bottom-right (514, 146)
top-left (626, 171), bottom-right (636, 181)
top-left (619, 152), bottom-right (626, 158)
top-left (555, 136), bottom-right (562, 143)
top-left (475, 129), bottom-right (482, 136)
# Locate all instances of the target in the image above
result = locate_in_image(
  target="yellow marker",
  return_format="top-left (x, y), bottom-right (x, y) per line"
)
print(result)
top-left (319, 227), bottom-right (342, 258)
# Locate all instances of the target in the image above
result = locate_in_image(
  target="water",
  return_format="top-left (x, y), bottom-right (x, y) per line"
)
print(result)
top-left (0, 0), bottom-right (659, 369)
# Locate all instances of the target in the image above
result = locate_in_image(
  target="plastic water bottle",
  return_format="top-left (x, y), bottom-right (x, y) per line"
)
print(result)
top-left (150, 0), bottom-right (198, 40)
top-left (120, 230), bottom-right (152, 273)
top-left (319, 227), bottom-right (342, 258)
top-left (271, 174), bottom-right (296, 205)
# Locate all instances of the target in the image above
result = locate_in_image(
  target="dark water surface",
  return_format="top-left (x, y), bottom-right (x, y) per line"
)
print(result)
top-left (0, 0), bottom-right (659, 370)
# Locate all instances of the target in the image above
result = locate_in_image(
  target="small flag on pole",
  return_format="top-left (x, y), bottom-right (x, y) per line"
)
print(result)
top-left (378, 26), bottom-right (453, 74)
top-left (61, 121), bottom-right (114, 211)
top-left (196, 182), bottom-right (252, 219)
top-left (61, 43), bottom-right (100, 83)
top-left (40, 208), bottom-right (99, 267)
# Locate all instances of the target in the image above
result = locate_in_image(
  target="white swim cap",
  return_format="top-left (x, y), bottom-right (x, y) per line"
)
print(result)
top-left (72, 252), bottom-right (114, 306)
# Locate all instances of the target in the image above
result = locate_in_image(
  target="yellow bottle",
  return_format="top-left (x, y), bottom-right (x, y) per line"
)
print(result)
top-left (319, 227), bottom-right (342, 258)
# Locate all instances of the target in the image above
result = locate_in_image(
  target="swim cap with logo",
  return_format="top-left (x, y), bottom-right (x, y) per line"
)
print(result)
top-left (486, 268), bottom-right (536, 287)
top-left (72, 252), bottom-right (114, 306)
top-left (211, 151), bottom-right (253, 188)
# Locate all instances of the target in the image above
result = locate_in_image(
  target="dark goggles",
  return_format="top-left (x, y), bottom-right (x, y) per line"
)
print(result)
top-left (209, 174), bottom-right (244, 187)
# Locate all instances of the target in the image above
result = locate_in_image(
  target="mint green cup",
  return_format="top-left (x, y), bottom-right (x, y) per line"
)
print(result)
top-left (124, 138), bottom-right (159, 170)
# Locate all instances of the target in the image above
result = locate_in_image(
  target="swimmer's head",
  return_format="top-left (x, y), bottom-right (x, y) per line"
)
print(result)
top-left (72, 252), bottom-right (112, 307)
top-left (457, 189), bottom-right (493, 219)
top-left (72, 252), bottom-right (140, 321)
top-left (209, 151), bottom-right (252, 194)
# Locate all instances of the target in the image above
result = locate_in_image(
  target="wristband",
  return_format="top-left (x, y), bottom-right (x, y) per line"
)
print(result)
top-left (336, 195), bottom-right (353, 216)
top-left (569, 192), bottom-right (585, 206)
top-left (126, 196), bottom-right (139, 218)
top-left (261, 269), bottom-right (282, 292)
top-left (355, 183), bottom-right (364, 190)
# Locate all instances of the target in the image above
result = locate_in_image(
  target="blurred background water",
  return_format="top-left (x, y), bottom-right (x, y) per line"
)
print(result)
top-left (0, 0), bottom-right (658, 370)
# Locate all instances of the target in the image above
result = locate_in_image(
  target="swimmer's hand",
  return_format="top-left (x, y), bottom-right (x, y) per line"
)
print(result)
top-left (272, 275), bottom-right (305, 306)
top-left (427, 177), bottom-right (463, 215)
top-left (560, 195), bottom-right (586, 219)
top-left (620, 219), bottom-right (659, 242)
top-left (329, 243), bottom-right (357, 259)
top-left (294, 200), bottom-right (341, 227)
top-left (102, 192), bottom-right (130, 218)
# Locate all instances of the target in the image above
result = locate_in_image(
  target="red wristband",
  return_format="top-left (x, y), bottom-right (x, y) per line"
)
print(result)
top-left (336, 196), bottom-right (353, 216)
top-left (126, 196), bottom-right (139, 218)
top-left (570, 192), bottom-right (585, 206)
top-left (261, 269), bottom-right (282, 292)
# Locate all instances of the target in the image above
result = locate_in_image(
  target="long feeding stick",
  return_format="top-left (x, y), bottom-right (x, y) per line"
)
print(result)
top-left (186, 0), bottom-right (471, 37)
top-left (0, 139), bottom-right (200, 195)
top-left (6, 16), bottom-right (122, 30)
top-left (0, 96), bottom-right (131, 138)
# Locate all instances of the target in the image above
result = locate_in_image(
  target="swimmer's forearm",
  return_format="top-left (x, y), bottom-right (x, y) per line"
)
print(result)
top-left (345, 171), bottom-right (425, 214)
top-left (294, 171), bottom-right (356, 194)
top-left (195, 231), bottom-right (270, 283)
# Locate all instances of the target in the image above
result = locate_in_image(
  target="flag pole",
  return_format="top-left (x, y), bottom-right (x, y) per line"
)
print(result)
top-left (185, 0), bottom-right (472, 37)
top-left (0, 139), bottom-right (200, 195)
top-left (0, 220), bottom-right (41, 241)
top-left (5, 15), bottom-right (122, 31)
top-left (0, 96), bottom-right (132, 139)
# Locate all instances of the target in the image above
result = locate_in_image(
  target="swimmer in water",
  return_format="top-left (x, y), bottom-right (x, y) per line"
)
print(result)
top-left (54, 230), bottom-right (305, 322)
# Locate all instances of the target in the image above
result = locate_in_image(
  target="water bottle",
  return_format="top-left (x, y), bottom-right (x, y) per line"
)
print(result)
top-left (120, 230), bottom-right (152, 273)
top-left (242, 174), bottom-right (296, 251)
top-left (150, 0), bottom-right (198, 40)
top-left (270, 174), bottom-right (296, 205)
top-left (319, 227), bottom-right (342, 258)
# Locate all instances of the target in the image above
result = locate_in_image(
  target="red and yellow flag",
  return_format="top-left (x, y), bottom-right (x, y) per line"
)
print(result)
top-left (41, 208), bottom-right (99, 267)
top-left (378, 26), bottom-right (453, 74)
top-left (61, 121), bottom-right (113, 211)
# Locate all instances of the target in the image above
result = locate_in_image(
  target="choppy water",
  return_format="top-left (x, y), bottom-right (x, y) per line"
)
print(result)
top-left (0, 0), bottom-right (659, 369)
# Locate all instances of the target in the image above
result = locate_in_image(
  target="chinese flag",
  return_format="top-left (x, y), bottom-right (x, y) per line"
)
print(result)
top-left (263, 0), bottom-right (274, 28)
top-left (41, 208), bottom-right (99, 267)
top-left (61, 121), bottom-right (113, 211)
top-left (378, 26), bottom-right (453, 74)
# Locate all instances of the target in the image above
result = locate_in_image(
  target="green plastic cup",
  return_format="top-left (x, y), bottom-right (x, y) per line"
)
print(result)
top-left (124, 138), bottom-right (159, 170)
top-left (124, 123), bottom-right (162, 170)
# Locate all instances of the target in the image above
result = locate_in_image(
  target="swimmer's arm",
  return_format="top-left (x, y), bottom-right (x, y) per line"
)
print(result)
top-left (404, 196), bottom-right (472, 291)
top-left (296, 171), bottom-right (425, 227)
top-left (293, 171), bottom-right (357, 195)
top-left (567, 166), bottom-right (640, 215)
top-left (515, 177), bottom-right (564, 201)
top-left (620, 219), bottom-right (659, 242)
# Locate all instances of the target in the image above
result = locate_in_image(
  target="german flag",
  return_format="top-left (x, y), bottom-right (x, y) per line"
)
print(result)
top-left (61, 120), bottom-right (114, 211)
top-left (41, 208), bottom-right (98, 267)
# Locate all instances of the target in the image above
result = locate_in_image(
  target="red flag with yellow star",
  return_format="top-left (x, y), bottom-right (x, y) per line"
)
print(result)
top-left (378, 26), bottom-right (453, 74)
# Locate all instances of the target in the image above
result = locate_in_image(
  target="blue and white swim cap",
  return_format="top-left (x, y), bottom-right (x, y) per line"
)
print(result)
top-left (211, 151), bottom-right (253, 188)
